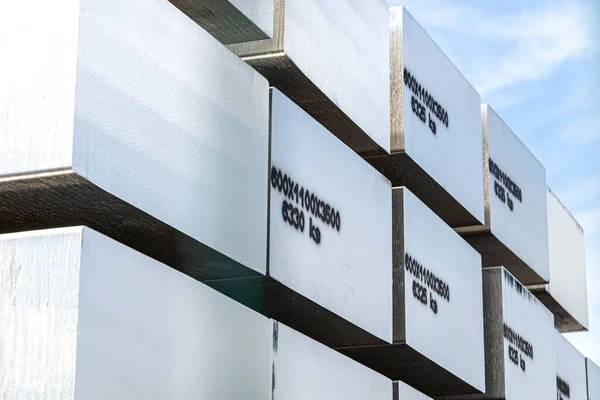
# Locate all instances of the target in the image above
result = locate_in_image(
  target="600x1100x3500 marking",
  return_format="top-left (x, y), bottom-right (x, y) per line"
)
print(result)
top-left (271, 166), bottom-right (342, 245)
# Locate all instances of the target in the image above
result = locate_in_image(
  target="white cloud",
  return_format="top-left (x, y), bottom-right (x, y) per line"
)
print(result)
top-left (393, 1), bottom-right (595, 99)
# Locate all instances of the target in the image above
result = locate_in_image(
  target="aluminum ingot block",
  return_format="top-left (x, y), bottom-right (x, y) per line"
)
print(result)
top-left (0, 227), bottom-right (392, 399)
top-left (394, 381), bottom-right (432, 400)
top-left (0, 0), bottom-right (269, 280)
top-left (209, 88), bottom-right (393, 350)
top-left (272, 322), bottom-right (392, 400)
top-left (528, 188), bottom-right (589, 332)
top-left (168, 0), bottom-right (274, 44)
top-left (555, 332), bottom-right (587, 400)
top-left (338, 188), bottom-right (485, 397)
top-left (587, 359), bottom-right (600, 400)
top-left (227, 0), bottom-right (390, 157)
top-left (441, 268), bottom-right (555, 399)
top-left (456, 105), bottom-right (550, 286)
top-left (367, 7), bottom-right (484, 228)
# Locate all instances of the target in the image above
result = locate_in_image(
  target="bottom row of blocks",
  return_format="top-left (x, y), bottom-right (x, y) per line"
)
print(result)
top-left (1, 226), bottom-right (598, 399)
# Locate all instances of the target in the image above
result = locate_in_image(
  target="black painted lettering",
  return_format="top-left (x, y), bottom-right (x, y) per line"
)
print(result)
top-left (403, 67), bottom-right (450, 130)
top-left (272, 165), bottom-right (343, 245)
top-left (276, 170), bottom-right (283, 192)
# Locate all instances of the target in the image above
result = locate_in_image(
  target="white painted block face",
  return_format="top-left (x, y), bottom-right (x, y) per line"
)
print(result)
top-left (501, 269), bottom-right (556, 400)
top-left (0, 227), bottom-right (272, 399)
top-left (75, 228), bottom-right (272, 400)
top-left (269, 89), bottom-right (393, 343)
top-left (273, 323), bottom-right (392, 400)
top-left (587, 359), bottom-right (600, 400)
top-left (401, 188), bottom-right (485, 392)
top-left (484, 105), bottom-right (550, 282)
top-left (555, 332), bottom-right (587, 400)
top-left (0, 0), bottom-right (269, 275)
top-left (283, 0), bottom-right (390, 153)
top-left (0, 227), bottom-right (391, 400)
top-left (395, 381), bottom-right (432, 399)
top-left (392, 7), bottom-right (484, 224)
top-left (547, 188), bottom-right (589, 330)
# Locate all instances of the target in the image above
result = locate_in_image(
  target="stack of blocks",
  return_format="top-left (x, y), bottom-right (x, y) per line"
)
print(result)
top-left (0, 0), bottom-right (594, 399)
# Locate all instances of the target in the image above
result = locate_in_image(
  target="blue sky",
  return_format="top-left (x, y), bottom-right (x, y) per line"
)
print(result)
top-left (388, 0), bottom-right (600, 363)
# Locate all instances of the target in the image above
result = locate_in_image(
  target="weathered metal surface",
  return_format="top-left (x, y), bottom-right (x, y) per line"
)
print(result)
top-left (0, 228), bottom-right (81, 399)
top-left (273, 322), bottom-right (391, 399)
top-left (168, 0), bottom-right (274, 44)
top-left (555, 332), bottom-right (587, 400)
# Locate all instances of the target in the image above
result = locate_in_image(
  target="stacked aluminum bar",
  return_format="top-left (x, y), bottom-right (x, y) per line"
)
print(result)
top-left (456, 105), bottom-right (550, 286)
top-left (0, 227), bottom-right (393, 399)
top-left (210, 88), bottom-right (393, 349)
top-left (339, 187), bottom-right (485, 396)
top-left (395, 381), bottom-right (432, 400)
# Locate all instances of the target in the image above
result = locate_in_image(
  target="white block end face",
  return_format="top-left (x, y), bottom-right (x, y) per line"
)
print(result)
top-left (0, 0), bottom-right (78, 176)
top-left (501, 269), bottom-right (555, 399)
top-left (484, 105), bottom-right (550, 282)
top-left (402, 188), bottom-right (485, 391)
top-left (0, 227), bottom-right (84, 399)
top-left (283, 0), bottom-right (391, 152)
top-left (547, 189), bottom-right (589, 329)
top-left (269, 89), bottom-right (393, 343)
top-left (69, 0), bottom-right (269, 273)
top-left (587, 359), bottom-right (600, 400)
top-left (555, 332), bottom-right (587, 400)
top-left (395, 381), bottom-right (432, 399)
top-left (396, 7), bottom-right (484, 224)
top-left (230, 0), bottom-right (274, 38)
top-left (75, 228), bottom-right (272, 399)
top-left (273, 323), bottom-right (392, 399)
